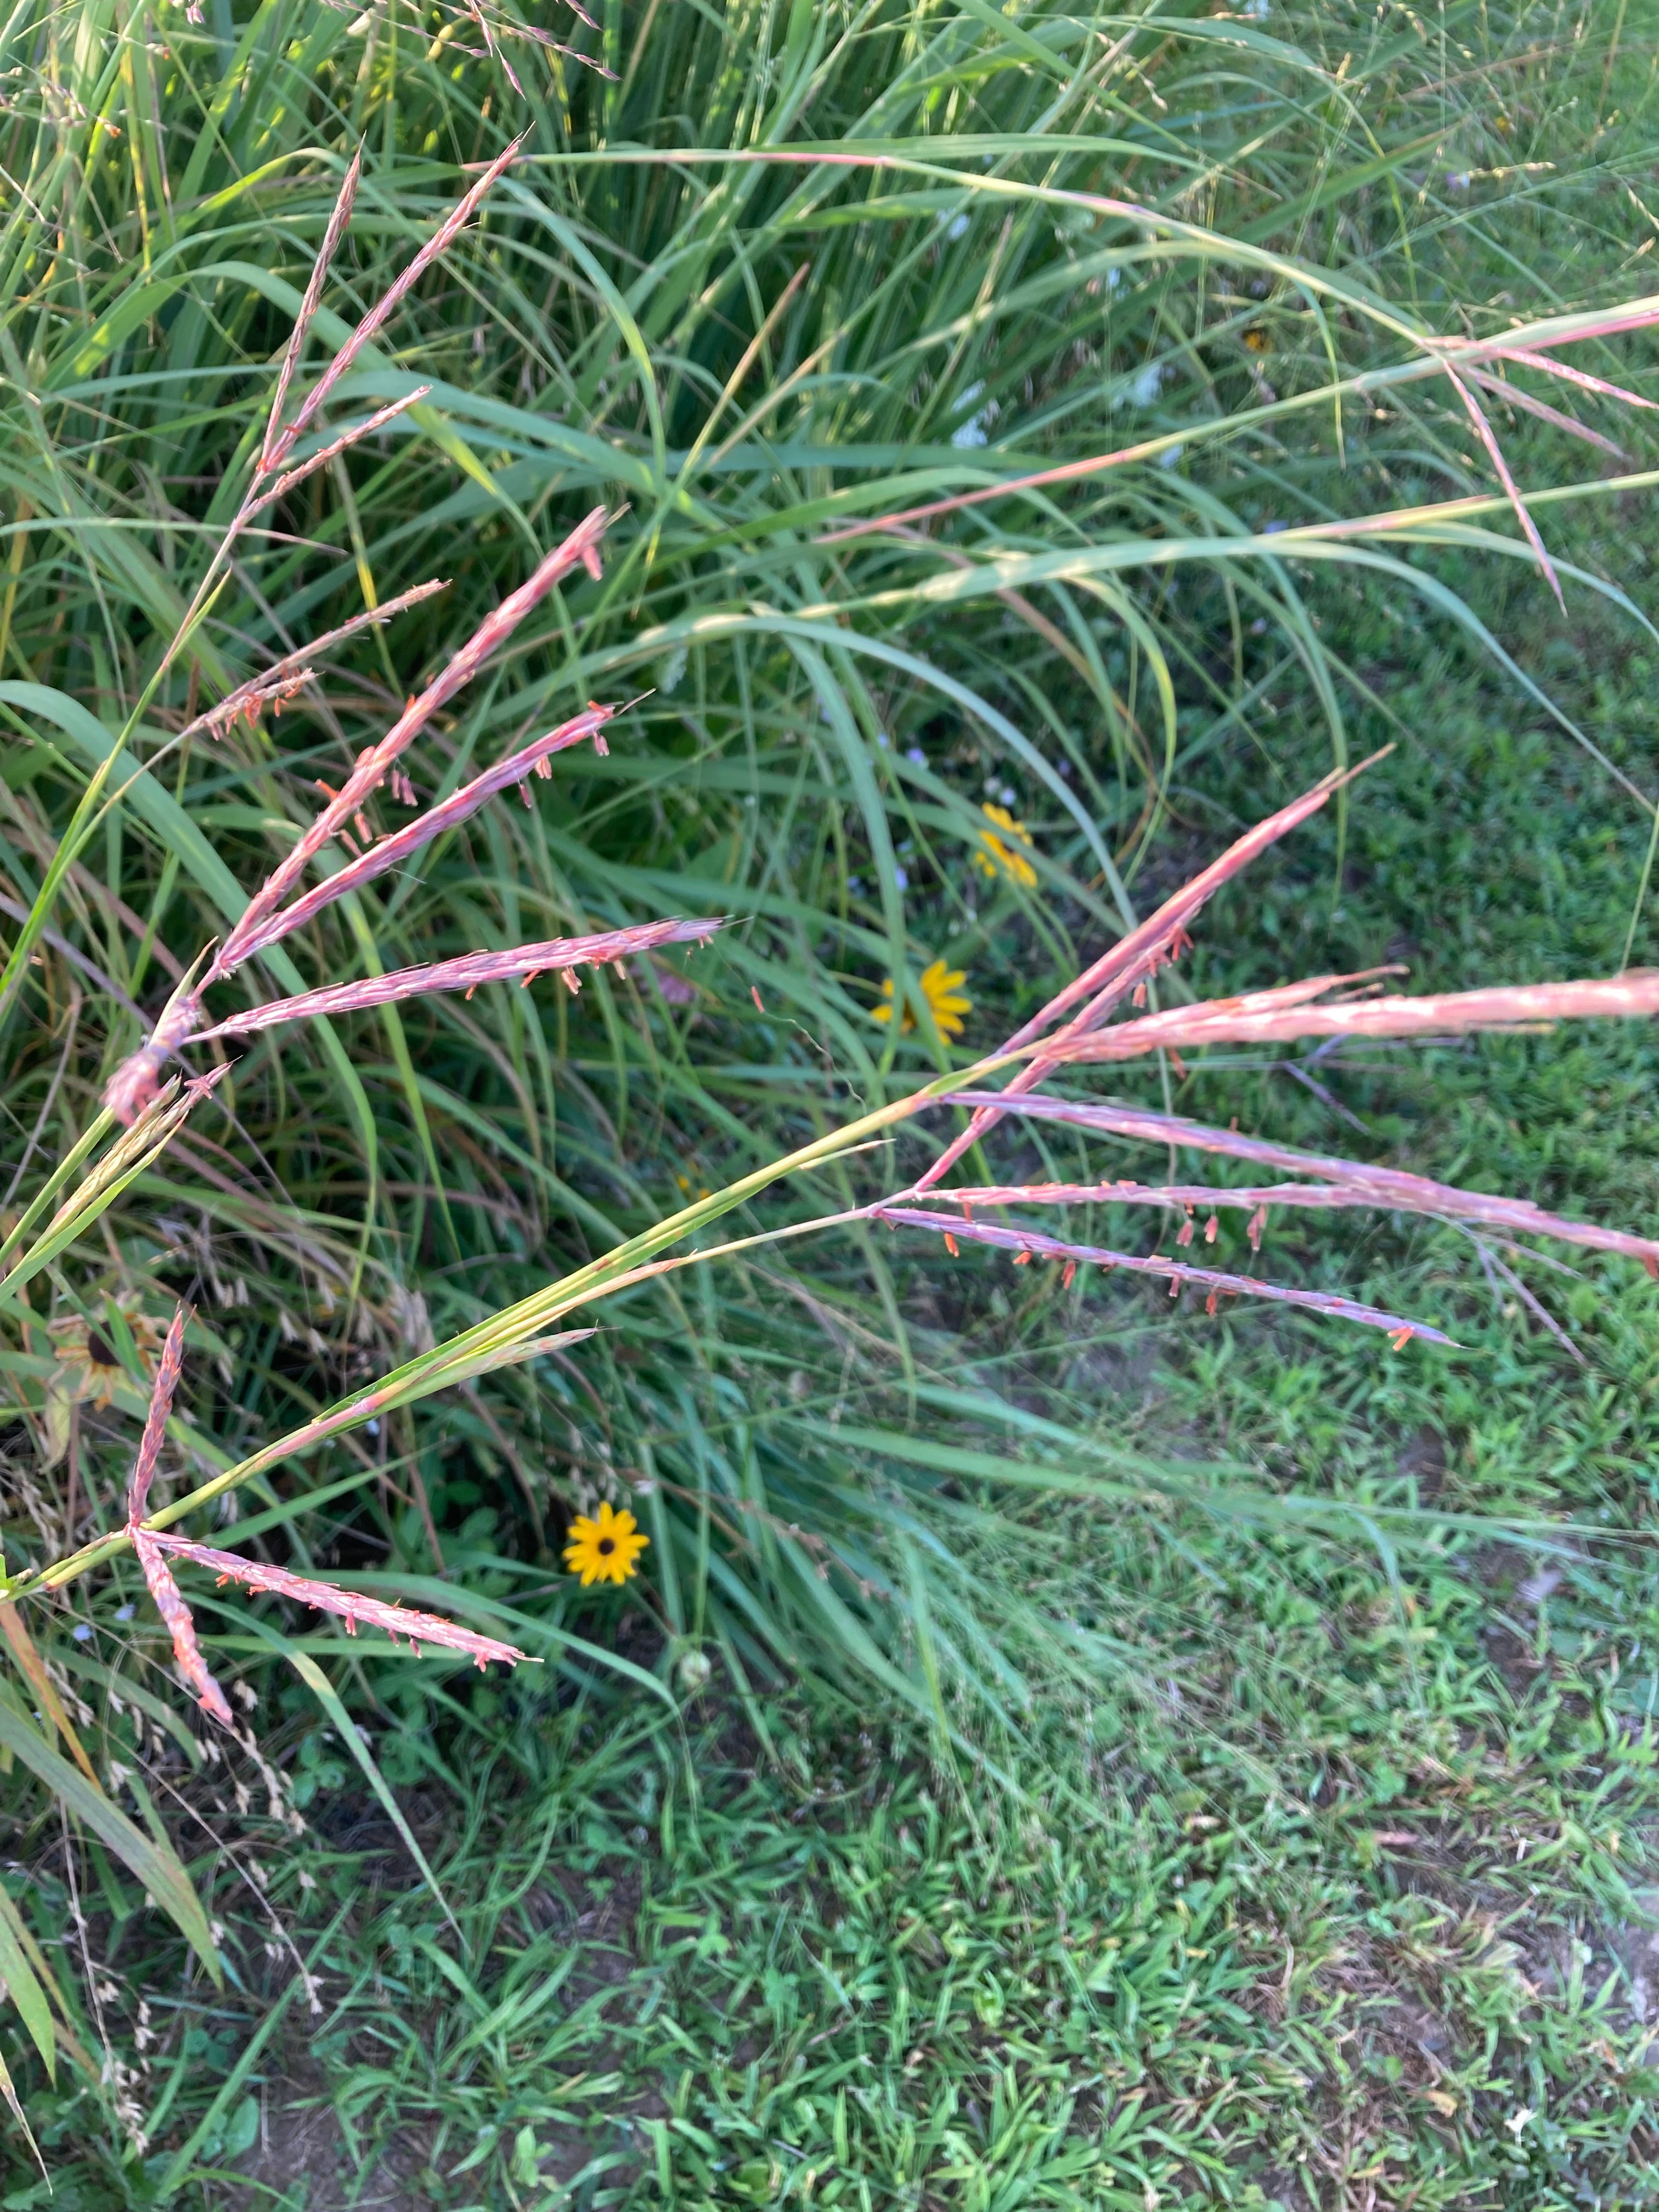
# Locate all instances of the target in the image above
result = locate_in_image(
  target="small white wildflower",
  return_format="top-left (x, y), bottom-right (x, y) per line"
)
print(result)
top-left (72, 1622), bottom-right (93, 1643)
top-left (1159, 443), bottom-right (1184, 470)
top-left (946, 213), bottom-right (969, 241)
top-left (1126, 362), bottom-right (1164, 408)
top-left (1504, 2108), bottom-right (1535, 2136)
top-left (893, 866), bottom-right (909, 891)
top-left (906, 746), bottom-right (926, 766)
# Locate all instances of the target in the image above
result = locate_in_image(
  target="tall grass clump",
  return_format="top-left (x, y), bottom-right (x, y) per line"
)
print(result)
top-left (2, 0), bottom-right (1659, 2176)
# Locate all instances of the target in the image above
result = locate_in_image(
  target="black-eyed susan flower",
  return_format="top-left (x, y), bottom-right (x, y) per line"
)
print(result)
top-left (972, 804), bottom-right (1037, 889)
top-left (48, 1300), bottom-right (167, 1408)
top-left (563, 1501), bottom-right (649, 1587)
top-left (50, 1322), bottom-right (127, 1409)
top-left (872, 957), bottom-right (971, 1042)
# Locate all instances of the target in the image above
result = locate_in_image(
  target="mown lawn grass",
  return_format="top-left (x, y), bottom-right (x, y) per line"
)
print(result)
top-left (7, 0), bottom-right (1659, 2205)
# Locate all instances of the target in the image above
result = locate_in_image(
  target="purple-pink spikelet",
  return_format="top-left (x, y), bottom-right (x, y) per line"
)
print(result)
top-left (208, 506), bottom-right (609, 975)
top-left (914, 752), bottom-right (1387, 1193)
top-left (122, 1308), bottom-right (525, 1722)
top-left (138, 1538), bottom-right (527, 1669)
top-left (178, 582), bottom-right (450, 747)
top-left (193, 918), bottom-right (720, 1041)
top-left (126, 1307), bottom-right (187, 1528)
top-left (936, 1094), bottom-right (1659, 1273)
top-left (1058, 970), bottom-right (1659, 1062)
top-left (873, 1207), bottom-right (1454, 1344)
top-left (125, 1307), bottom-right (235, 1728)
top-left (103, 983), bottom-right (216, 1128)
top-left (272, 135), bottom-right (529, 466)
top-left (196, 673), bottom-right (316, 741)
top-left (252, 388), bottom-right (433, 515)
top-left (227, 705), bottom-right (617, 964)
top-left (102, 518), bottom-right (612, 1124)
top-left (262, 144), bottom-right (364, 472)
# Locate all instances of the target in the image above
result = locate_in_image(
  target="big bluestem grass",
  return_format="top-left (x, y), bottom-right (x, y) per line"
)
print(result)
top-left (33, 720), bottom-right (1659, 1644)
top-left (4, 0), bottom-right (1659, 2161)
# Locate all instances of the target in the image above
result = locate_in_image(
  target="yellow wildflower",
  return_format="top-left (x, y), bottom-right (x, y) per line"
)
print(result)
top-left (972, 804), bottom-right (1037, 889)
top-left (53, 1327), bottom-right (125, 1410)
top-left (563, 1500), bottom-right (650, 1588)
top-left (40, 1305), bottom-right (165, 1468)
top-left (873, 957), bottom-right (971, 1042)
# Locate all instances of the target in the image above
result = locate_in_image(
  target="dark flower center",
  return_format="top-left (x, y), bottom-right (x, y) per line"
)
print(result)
top-left (598, 1537), bottom-right (616, 1556)
top-left (87, 1332), bottom-right (116, 1367)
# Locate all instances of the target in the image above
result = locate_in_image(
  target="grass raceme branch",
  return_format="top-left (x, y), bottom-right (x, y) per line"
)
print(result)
top-left (193, 918), bottom-right (721, 1041)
